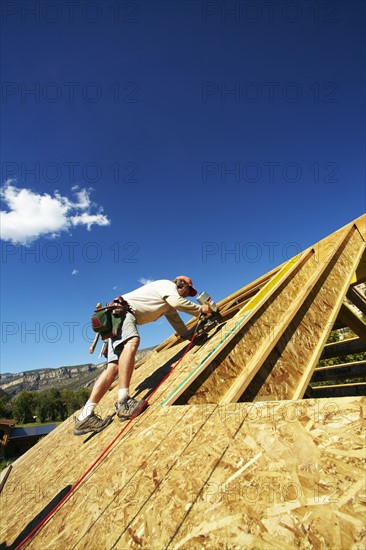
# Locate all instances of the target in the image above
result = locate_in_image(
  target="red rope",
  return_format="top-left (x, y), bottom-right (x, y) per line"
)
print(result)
top-left (15, 332), bottom-right (197, 550)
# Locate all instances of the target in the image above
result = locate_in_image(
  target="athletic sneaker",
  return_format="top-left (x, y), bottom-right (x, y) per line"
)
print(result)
top-left (116, 397), bottom-right (147, 421)
top-left (73, 412), bottom-right (113, 436)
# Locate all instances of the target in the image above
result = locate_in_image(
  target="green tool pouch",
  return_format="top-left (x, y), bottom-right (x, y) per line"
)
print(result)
top-left (91, 306), bottom-right (126, 340)
top-left (91, 306), bottom-right (113, 340)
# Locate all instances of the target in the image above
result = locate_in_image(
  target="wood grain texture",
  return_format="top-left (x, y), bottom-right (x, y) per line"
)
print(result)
top-left (176, 252), bottom-right (317, 404)
top-left (2, 215), bottom-right (366, 549)
top-left (251, 226), bottom-right (365, 402)
top-left (2, 398), bottom-right (363, 549)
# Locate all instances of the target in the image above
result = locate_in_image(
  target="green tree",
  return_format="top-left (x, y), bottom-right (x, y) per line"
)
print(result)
top-left (48, 388), bottom-right (63, 420)
top-left (34, 389), bottom-right (66, 421)
top-left (11, 387), bottom-right (91, 423)
top-left (34, 392), bottom-right (53, 422)
top-left (60, 389), bottom-right (87, 418)
top-left (12, 392), bottom-right (36, 423)
top-left (0, 391), bottom-right (12, 418)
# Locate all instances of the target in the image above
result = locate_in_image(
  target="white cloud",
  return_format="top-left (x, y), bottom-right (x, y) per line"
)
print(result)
top-left (72, 269), bottom-right (79, 275)
top-left (138, 277), bottom-right (154, 285)
top-left (0, 182), bottom-right (110, 244)
top-left (69, 212), bottom-right (110, 231)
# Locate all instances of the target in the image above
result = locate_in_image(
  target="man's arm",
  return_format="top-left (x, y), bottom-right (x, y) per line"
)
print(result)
top-left (164, 308), bottom-right (190, 336)
top-left (163, 295), bottom-right (202, 337)
top-left (164, 295), bottom-right (201, 317)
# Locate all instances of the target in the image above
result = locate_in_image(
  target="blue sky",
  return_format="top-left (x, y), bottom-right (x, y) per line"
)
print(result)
top-left (1, 0), bottom-right (365, 374)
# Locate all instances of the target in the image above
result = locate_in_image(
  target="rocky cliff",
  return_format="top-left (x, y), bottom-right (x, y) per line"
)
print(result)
top-left (0, 348), bottom-right (154, 397)
top-left (0, 364), bottom-right (104, 396)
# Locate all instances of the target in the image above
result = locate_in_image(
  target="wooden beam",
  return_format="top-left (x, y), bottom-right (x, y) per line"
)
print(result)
top-left (285, 226), bottom-right (365, 400)
top-left (347, 286), bottom-right (366, 316)
top-left (225, 226), bottom-right (364, 403)
top-left (350, 249), bottom-right (366, 285)
top-left (156, 216), bottom-right (365, 354)
top-left (160, 252), bottom-right (305, 406)
top-left (310, 382), bottom-right (366, 397)
top-left (0, 465), bottom-right (12, 495)
top-left (321, 337), bottom-right (366, 359)
top-left (312, 218), bottom-right (363, 264)
top-left (337, 302), bottom-right (366, 341)
top-left (353, 212), bottom-right (366, 240)
top-left (245, 224), bottom-right (365, 402)
top-left (312, 360), bottom-right (366, 381)
top-left (221, 251), bottom-right (325, 403)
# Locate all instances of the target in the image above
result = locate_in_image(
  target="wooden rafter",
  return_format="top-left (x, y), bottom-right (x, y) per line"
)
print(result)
top-left (321, 336), bottom-right (366, 359)
top-left (312, 360), bottom-right (366, 381)
top-left (346, 286), bottom-right (366, 316)
top-left (157, 220), bottom-right (365, 406)
top-left (337, 302), bottom-right (366, 341)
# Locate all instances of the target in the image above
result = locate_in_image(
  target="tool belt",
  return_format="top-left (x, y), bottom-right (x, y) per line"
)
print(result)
top-left (91, 296), bottom-right (133, 341)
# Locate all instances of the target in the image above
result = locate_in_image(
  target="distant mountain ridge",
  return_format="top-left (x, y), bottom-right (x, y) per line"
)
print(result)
top-left (0, 347), bottom-right (155, 397)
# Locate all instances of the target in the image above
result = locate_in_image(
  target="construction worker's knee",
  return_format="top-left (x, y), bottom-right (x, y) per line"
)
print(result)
top-left (107, 361), bottom-right (119, 376)
top-left (125, 336), bottom-right (140, 350)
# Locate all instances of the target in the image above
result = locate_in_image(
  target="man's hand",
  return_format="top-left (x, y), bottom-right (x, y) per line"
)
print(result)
top-left (108, 300), bottom-right (124, 317)
top-left (200, 304), bottom-right (213, 316)
top-left (108, 296), bottom-right (131, 317)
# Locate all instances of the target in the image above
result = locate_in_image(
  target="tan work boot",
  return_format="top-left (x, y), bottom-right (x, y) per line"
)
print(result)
top-left (74, 412), bottom-right (113, 435)
top-left (115, 397), bottom-right (147, 421)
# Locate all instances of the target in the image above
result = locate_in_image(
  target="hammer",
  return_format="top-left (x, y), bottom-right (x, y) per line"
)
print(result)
top-left (89, 302), bottom-right (102, 354)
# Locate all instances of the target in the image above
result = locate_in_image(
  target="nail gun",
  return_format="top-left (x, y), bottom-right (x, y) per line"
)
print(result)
top-left (196, 291), bottom-right (222, 329)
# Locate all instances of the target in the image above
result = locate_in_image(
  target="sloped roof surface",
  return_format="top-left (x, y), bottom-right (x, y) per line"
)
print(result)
top-left (1, 214), bottom-right (365, 549)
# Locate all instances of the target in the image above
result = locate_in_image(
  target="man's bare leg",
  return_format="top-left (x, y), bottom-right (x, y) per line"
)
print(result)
top-left (89, 362), bottom-right (119, 404)
top-left (116, 337), bottom-right (147, 419)
top-left (118, 336), bottom-right (140, 390)
top-left (86, 336), bottom-right (139, 409)
top-left (75, 361), bottom-right (118, 422)
top-left (76, 336), bottom-right (141, 427)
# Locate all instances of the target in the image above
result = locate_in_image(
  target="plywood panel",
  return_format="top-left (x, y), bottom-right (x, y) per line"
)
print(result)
top-left (0, 338), bottom-right (194, 550)
top-left (175, 251), bottom-right (318, 404)
top-left (2, 215), bottom-right (365, 549)
top-left (0, 404), bottom-right (167, 547)
top-left (24, 397), bottom-right (365, 549)
top-left (171, 397), bottom-right (365, 550)
top-left (2, 395), bottom-right (364, 550)
top-left (251, 226), bottom-right (365, 402)
top-left (25, 406), bottom-right (199, 549)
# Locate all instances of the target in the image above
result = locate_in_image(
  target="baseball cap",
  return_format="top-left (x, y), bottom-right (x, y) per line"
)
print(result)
top-left (176, 275), bottom-right (197, 297)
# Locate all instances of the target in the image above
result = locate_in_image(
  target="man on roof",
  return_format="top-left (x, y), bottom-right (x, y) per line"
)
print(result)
top-left (74, 276), bottom-right (212, 436)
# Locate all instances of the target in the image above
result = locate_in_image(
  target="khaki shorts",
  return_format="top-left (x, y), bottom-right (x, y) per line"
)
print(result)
top-left (107, 311), bottom-right (139, 363)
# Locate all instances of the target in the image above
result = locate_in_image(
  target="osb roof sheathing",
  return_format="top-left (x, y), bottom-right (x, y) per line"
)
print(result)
top-left (1, 398), bottom-right (365, 549)
top-left (1, 214), bottom-right (365, 549)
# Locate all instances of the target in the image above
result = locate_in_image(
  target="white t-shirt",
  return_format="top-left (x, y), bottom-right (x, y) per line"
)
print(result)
top-left (122, 280), bottom-right (201, 335)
